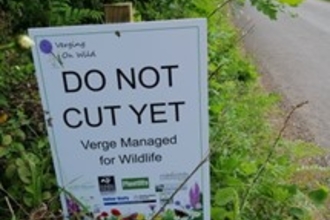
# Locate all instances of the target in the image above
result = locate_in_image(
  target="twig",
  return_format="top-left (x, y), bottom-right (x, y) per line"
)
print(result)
top-left (207, 0), bottom-right (235, 18)
top-left (5, 196), bottom-right (16, 219)
top-left (208, 64), bottom-right (225, 80)
top-left (239, 101), bottom-right (309, 211)
top-left (235, 23), bottom-right (255, 45)
top-left (150, 135), bottom-right (230, 220)
top-left (150, 151), bottom-right (211, 220)
top-left (42, 176), bottom-right (88, 219)
top-left (0, 184), bottom-right (29, 216)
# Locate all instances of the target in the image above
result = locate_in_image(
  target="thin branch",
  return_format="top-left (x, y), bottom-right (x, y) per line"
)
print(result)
top-left (208, 64), bottom-right (225, 80)
top-left (150, 151), bottom-right (211, 220)
top-left (5, 196), bottom-right (16, 219)
top-left (239, 101), bottom-right (309, 211)
top-left (235, 23), bottom-right (255, 45)
top-left (0, 184), bottom-right (29, 216)
top-left (207, 0), bottom-right (234, 18)
top-left (47, 175), bottom-right (83, 205)
top-left (150, 135), bottom-right (230, 220)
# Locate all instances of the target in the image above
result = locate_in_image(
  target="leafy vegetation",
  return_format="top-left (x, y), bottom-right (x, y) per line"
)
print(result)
top-left (1, 0), bottom-right (330, 220)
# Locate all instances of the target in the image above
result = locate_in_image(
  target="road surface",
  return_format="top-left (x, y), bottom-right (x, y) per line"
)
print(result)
top-left (235, 0), bottom-right (330, 148)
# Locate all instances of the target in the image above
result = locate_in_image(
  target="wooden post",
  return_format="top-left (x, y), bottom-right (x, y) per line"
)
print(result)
top-left (104, 2), bottom-right (133, 23)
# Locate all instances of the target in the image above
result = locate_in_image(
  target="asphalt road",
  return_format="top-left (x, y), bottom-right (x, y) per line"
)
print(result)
top-left (236, 0), bottom-right (330, 147)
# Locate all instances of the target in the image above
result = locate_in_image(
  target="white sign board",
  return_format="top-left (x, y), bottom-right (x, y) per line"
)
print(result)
top-left (29, 19), bottom-right (209, 220)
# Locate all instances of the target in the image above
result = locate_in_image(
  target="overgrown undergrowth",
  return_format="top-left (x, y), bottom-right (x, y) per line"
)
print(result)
top-left (1, 0), bottom-right (330, 220)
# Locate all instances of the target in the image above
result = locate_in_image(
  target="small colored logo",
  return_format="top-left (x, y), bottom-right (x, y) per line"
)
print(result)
top-left (122, 177), bottom-right (149, 190)
top-left (155, 184), bottom-right (164, 192)
top-left (39, 39), bottom-right (63, 67)
top-left (98, 176), bottom-right (116, 194)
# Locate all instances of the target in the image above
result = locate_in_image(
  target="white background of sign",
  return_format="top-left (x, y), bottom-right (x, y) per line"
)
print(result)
top-left (29, 18), bottom-right (209, 220)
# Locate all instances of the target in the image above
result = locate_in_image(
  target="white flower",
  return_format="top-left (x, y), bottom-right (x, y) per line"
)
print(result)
top-left (18, 35), bottom-right (35, 49)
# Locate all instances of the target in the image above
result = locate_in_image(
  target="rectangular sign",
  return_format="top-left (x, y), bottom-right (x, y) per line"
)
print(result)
top-left (29, 18), bottom-right (209, 220)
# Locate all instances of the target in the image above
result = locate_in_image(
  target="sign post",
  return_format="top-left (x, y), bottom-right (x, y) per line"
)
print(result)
top-left (104, 3), bottom-right (133, 23)
top-left (29, 19), bottom-right (209, 220)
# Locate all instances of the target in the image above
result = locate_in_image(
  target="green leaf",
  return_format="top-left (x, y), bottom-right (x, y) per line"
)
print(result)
top-left (16, 158), bottom-right (25, 167)
top-left (279, 0), bottom-right (304, 6)
top-left (23, 196), bottom-right (32, 207)
top-left (0, 93), bottom-right (8, 106)
top-left (285, 184), bottom-right (298, 196)
top-left (239, 161), bottom-right (257, 176)
top-left (214, 187), bottom-right (238, 206)
top-left (37, 139), bottom-right (48, 149)
top-left (0, 147), bottom-right (7, 158)
top-left (272, 186), bottom-right (290, 202)
top-left (42, 191), bottom-right (52, 200)
top-left (222, 157), bottom-right (241, 172)
top-left (24, 185), bottom-right (34, 194)
top-left (308, 186), bottom-right (329, 205)
top-left (211, 207), bottom-right (228, 219)
top-left (5, 163), bottom-right (16, 179)
top-left (162, 209), bottom-right (175, 220)
top-left (223, 176), bottom-right (244, 188)
top-left (17, 166), bottom-right (31, 184)
top-left (212, 206), bottom-right (235, 220)
top-left (2, 134), bottom-right (12, 146)
top-left (289, 207), bottom-right (306, 219)
top-left (15, 129), bottom-right (26, 141)
top-left (12, 142), bottom-right (25, 152)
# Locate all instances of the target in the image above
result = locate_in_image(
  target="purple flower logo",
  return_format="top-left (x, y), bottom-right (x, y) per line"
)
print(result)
top-left (39, 39), bottom-right (53, 54)
top-left (39, 39), bottom-right (63, 67)
top-left (189, 183), bottom-right (201, 209)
